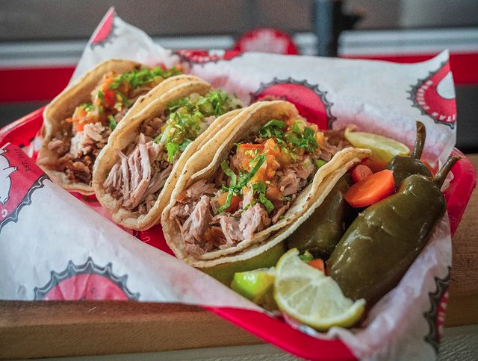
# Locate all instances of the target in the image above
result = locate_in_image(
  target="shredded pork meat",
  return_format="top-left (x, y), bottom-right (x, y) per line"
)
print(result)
top-left (103, 134), bottom-right (168, 213)
top-left (181, 195), bottom-right (214, 254)
top-left (238, 203), bottom-right (271, 240)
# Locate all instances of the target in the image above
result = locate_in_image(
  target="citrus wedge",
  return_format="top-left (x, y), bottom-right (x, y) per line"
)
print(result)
top-left (345, 127), bottom-right (410, 163)
top-left (231, 268), bottom-right (277, 310)
top-left (274, 249), bottom-right (365, 331)
top-left (200, 242), bottom-right (285, 286)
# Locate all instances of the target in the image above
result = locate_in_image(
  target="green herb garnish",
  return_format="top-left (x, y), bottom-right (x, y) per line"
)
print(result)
top-left (251, 182), bottom-right (274, 213)
top-left (82, 103), bottom-right (94, 112)
top-left (108, 115), bottom-right (117, 130)
top-left (215, 154), bottom-right (266, 215)
top-left (158, 90), bottom-right (242, 164)
top-left (259, 119), bottom-right (285, 139)
top-left (108, 66), bottom-right (182, 91)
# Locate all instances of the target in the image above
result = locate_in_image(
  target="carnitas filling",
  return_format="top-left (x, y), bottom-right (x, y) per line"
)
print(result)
top-left (170, 117), bottom-right (350, 257)
top-left (103, 90), bottom-right (243, 215)
top-left (41, 65), bottom-right (182, 185)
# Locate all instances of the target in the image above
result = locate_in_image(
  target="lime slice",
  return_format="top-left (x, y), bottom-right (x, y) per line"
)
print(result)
top-left (200, 242), bottom-right (285, 286)
top-left (231, 268), bottom-right (277, 310)
top-left (274, 249), bottom-right (365, 331)
top-left (345, 127), bottom-right (410, 163)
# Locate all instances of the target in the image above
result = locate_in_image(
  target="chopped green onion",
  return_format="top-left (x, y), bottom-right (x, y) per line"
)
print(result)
top-left (108, 115), bottom-right (117, 130)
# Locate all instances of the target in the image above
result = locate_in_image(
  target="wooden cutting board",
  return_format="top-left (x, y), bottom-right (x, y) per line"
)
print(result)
top-left (1, 155), bottom-right (477, 359)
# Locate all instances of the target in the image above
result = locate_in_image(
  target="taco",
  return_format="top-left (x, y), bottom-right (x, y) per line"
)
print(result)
top-left (161, 100), bottom-right (370, 266)
top-left (92, 80), bottom-right (244, 230)
top-left (37, 59), bottom-right (189, 194)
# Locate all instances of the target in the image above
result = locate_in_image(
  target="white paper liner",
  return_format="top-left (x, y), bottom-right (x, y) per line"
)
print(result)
top-left (0, 8), bottom-right (458, 361)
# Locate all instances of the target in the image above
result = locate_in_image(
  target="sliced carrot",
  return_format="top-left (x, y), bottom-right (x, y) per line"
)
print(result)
top-left (344, 169), bottom-right (395, 208)
top-left (308, 259), bottom-right (325, 273)
top-left (351, 164), bottom-right (373, 183)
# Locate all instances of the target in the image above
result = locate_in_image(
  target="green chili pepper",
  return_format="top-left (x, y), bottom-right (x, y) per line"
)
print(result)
top-left (286, 174), bottom-right (355, 259)
top-left (386, 121), bottom-right (432, 187)
top-left (327, 155), bottom-right (460, 305)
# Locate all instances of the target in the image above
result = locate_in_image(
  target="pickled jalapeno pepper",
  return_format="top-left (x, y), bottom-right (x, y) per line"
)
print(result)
top-left (327, 156), bottom-right (460, 305)
top-left (386, 121), bottom-right (432, 187)
top-left (286, 174), bottom-right (355, 259)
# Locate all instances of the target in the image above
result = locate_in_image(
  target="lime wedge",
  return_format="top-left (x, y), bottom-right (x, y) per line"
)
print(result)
top-left (274, 249), bottom-right (365, 331)
top-left (345, 127), bottom-right (410, 163)
top-left (231, 268), bottom-right (277, 310)
top-left (200, 242), bottom-right (285, 286)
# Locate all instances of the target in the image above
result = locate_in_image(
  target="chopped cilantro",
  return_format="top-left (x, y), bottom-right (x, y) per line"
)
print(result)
top-left (259, 118), bottom-right (318, 156)
top-left (82, 103), bottom-right (94, 112)
top-left (108, 115), bottom-right (117, 130)
top-left (250, 182), bottom-right (274, 214)
top-left (108, 66), bottom-right (183, 91)
top-left (259, 119), bottom-right (285, 139)
top-left (160, 90), bottom-right (242, 164)
top-left (315, 159), bottom-right (326, 168)
top-left (221, 161), bottom-right (237, 187)
top-left (292, 122), bottom-right (302, 135)
top-left (98, 90), bottom-right (104, 101)
top-left (258, 193), bottom-right (274, 213)
top-left (166, 142), bottom-right (180, 163)
top-left (299, 251), bottom-right (314, 262)
top-left (286, 126), bottom-right (318, 153)
top-left (215, 154), bottom-right (266, 215)
top-left (251, 182), bottom-right (266, 194)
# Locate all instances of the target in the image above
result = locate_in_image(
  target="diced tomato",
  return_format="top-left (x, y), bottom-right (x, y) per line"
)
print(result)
top-left (352, 164), bottom-right (373, 183)
top-left (101, 88), bottom-right (116, 109)
top-left (217, 192), bottom-right (241, 213)
top-left (73, 107), bottom-right (87, 122)
top-left (238, 144), bottom-right (264, 152)
top-left (264, 138), bottom-right (281, 157)
top-left (308, 259), bottom-right (325, 273)
top-left (236, 144), bottom-right (264, 171)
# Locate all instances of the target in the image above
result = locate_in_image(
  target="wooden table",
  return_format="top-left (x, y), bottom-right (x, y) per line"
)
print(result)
top-left (1, 155), bottom-right (477, 360)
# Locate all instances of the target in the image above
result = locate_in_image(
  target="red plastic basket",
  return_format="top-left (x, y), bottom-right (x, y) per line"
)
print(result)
top-left (0, 108), bottom-right (475, 361)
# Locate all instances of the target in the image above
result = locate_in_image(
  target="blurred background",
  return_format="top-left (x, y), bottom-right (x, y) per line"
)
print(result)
top-left (1, 0), bottom-right (477, 151)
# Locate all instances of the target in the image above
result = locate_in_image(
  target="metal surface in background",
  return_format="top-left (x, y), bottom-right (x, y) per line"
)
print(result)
top-left (1, 0), bottom-right (478, 42)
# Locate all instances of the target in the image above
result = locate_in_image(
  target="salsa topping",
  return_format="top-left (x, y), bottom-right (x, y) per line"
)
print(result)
top-left (156, 90), bottom-right (243, 163)
top-left (103, 89), bottom-right (242, 215)
top-left (170, 116), bottom-right (351, 257)
top-left (43, 65), bottom-right (183, 186)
